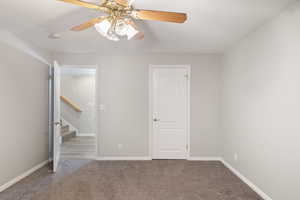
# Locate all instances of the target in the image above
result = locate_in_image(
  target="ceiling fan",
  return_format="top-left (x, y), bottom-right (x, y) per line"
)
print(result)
top-left (58, 0), bottom-right (188, 41)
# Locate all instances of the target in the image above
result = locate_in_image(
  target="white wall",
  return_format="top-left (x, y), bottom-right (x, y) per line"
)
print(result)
top-left (0, 39), bottom-right (49, 187)
top-left (0, 30), bottom-right (52, 65)
top-left (222, 2), bottom-right (300, 200)
top-left (55, 53), bottom-right (222, 158)
top-left (61, 74), bottom-right (96, 135)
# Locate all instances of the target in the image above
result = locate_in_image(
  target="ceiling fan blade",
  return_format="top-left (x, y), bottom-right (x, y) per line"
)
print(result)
top-left (58, 0), bottom-right (102, 10)
top-left (71, 17), bottom-right (107, 31)
top-left (115, 0), bottom-right (128, 7)
top-left (135, 10), bottom-right (187, 23)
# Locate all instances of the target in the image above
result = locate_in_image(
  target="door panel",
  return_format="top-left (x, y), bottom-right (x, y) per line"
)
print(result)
top-left (52, 61), bottom-right (61, 172)
top-left (152, 66), bottom-right (189, 159)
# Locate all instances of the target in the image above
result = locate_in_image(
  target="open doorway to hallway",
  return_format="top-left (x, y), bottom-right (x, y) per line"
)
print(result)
top-left (59, 66), bottom-right (97, 159)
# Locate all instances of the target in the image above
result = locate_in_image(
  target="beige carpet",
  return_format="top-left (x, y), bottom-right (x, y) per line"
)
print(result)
top-left (0, 160), bottom-right (263, 200)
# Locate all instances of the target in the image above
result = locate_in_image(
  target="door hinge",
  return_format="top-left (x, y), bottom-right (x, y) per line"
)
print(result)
top-left (49, 75), bottom-right (53, 80)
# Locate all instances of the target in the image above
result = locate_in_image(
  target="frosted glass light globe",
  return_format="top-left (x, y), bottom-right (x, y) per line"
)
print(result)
top-left (94, 19), bottom-right (111, 37)
top-left (107, 29), bottom-right (120, 41)
top-left (115, 20), bottom-right (129, 36)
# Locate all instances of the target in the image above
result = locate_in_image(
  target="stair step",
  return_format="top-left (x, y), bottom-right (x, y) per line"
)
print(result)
top-left (62, 131), bottom-right (76, 143)
top-left (61, 125), bottom-right (69, 134)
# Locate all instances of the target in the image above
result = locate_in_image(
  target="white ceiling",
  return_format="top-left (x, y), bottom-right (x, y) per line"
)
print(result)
top-left (0, 0), bottom-right (296, 54)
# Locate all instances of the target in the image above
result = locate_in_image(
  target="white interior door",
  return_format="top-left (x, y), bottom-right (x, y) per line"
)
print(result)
top-left (151, 66), bottom-right (190, 159)
top-left (52, 61), bottom-right (61, 172)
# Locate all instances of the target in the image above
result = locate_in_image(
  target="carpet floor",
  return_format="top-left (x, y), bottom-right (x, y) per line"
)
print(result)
top-left (0, 160), bottom-right (263, 200)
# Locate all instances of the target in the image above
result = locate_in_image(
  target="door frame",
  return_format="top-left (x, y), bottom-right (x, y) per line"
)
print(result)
top-left (148, 65), bottom-right (191, 160)
top-left (49, 66), bottom-right (54, 162)
top-left (57, 64), bottom-right (99, 160)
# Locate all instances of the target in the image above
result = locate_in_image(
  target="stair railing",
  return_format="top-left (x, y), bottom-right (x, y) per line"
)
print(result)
top-left (60, 96), bottom-right (82, 112)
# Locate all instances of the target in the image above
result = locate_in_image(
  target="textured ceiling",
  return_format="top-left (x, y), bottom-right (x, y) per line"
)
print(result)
top-left (0, 0), bottom-right (296, 54)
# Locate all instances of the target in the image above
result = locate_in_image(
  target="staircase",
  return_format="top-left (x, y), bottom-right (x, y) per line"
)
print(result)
top-left (61, 124), bottom-right (76, 143)
top-left (60, 96), bottom-right (81, 143)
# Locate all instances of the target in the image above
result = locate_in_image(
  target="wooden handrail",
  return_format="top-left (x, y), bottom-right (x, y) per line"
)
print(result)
top-left (60, 96), bottom-right (82, 112)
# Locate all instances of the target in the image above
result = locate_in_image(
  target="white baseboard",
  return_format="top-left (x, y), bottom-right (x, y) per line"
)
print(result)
top-left (221, 159), bottom-right (272, 200)
top-left (61, 155), bottom-right (98, 160)
top-left (188, 157), bottom-right (222, 161)
top-left (96, 156), bottom-right (222, 161)
top-left (0, 160), bottom-right (49, 192)
top-left (77, 133), bottom-right (96, 137)
top-left (96, 156), bottom-right (152, 161)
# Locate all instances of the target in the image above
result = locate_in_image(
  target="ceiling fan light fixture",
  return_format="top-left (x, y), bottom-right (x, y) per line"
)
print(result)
top-left (115, 19), bottom-right (129, 36)
top-left (62, 0), bottom-right (188, 42)
top-left (94, 19), bottom-right (111, 37)
top-left (107, 30), bottom-right (120, 41)
top-left (126, 24), bottom-right (139, 40)
top-left (95, 18), bottom-right (137, 41)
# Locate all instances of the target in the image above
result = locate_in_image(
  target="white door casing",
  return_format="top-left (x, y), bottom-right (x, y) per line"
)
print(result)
top-left (53, 61), bottom-right (61, 172)
top-left (150, 65), bottom-right (190, 159)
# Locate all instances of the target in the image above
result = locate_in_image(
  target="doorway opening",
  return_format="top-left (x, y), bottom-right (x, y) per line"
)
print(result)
top-left (59, 66), bottom-right (97, 159)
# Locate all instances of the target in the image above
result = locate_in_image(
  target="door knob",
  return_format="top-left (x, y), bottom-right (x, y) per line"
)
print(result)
top-left (153, 118), bottom-right (160, 122)
top-left (53, 122), bottom-right (62, 126)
